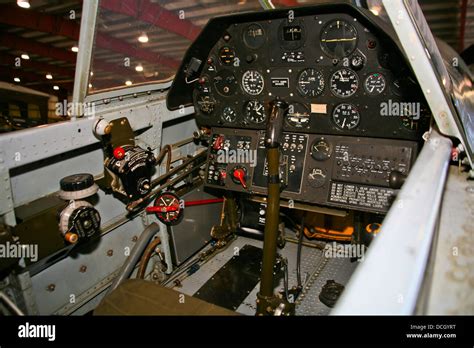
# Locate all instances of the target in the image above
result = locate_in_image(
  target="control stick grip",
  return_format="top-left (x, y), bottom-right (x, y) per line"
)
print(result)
top-left (265, 100), bottom-right (288, 149)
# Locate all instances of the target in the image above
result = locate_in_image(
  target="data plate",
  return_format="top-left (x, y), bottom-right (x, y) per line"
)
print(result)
top-left (328, 181), bottom-right (396, 211)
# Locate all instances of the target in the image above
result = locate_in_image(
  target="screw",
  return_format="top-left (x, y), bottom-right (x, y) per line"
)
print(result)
top-left (79, 265), bottom-right (87, 273)
top-left (47, 284), bottom-right (55, 292)
top-left (132, 236), bottom-right (138, 242)
top-left (107, 249), bottom-right (113, 256)
top-left (152, 274), bottom-right (159, 280)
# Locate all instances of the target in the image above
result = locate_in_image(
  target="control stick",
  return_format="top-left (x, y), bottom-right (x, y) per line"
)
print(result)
top-left (257, 99), bottom-right (293, 316)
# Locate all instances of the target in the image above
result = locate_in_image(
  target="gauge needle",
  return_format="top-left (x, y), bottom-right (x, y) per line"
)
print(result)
top-left (321, 38), bottom-right (357, 42)
top-left (342, 118), bottom-right (346, 128)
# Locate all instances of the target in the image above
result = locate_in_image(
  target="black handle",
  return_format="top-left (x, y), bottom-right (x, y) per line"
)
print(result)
top-left (265, 99), bottom-right (288, 149)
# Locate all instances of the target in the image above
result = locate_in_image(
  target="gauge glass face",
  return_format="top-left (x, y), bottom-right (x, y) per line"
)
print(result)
top-left (307, 168), bottom-right (327, 188)
top-left (219, 46), bottom-right (235, 65)
top-left (196, 93), bottom-right (216, 115)
top-left (213, 70), bottom-right (238, 96)
top-left (297, 69), bottom-right (324, 97)
top-left (243, 23), bottom-right (265, 49)
top-left (244, 100), bottom-right (266, 124)
top-left (286, 102), bottom-right (310, 128)
top-left (365, 73), bottom-right (386, 95)
top-left (242, 70), bottom-right (264, 96)
top-left (320, 20), bottom-right (358, 58)
top-left (222, 106), bottom-right (237, 123)
top-left (330, 68), bottom-right (359, 98)
top-left (332, 103), bottom-right (360, 130)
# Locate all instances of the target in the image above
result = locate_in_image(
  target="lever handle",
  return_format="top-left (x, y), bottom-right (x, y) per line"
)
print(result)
top-left (265, 100), bottom-right (288, 149)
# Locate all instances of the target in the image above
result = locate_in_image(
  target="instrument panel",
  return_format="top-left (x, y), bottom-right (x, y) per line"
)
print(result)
top-left (166, 4), bottom-right (432, 213)
top-left (192, 12), bottom-right (430, 140)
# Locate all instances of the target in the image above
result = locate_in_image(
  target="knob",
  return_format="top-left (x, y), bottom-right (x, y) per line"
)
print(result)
top-left (232, 167), bottom-right (247, 189)
top-left (389, 170), bottom-right (407, 189)
top-left (213, 135), bottom-right (224, 151)
top-left (113, 146), bottom-right (125, 160)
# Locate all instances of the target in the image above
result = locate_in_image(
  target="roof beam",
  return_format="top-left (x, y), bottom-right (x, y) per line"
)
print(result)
top-left (0, 54), bottom-right (75, 78)
top-left (99, 0), bottom-right (201, 41)
top-left (0, 4), bottom-right (180, 69)
top-left (0, 33), bottom-right (142, 78)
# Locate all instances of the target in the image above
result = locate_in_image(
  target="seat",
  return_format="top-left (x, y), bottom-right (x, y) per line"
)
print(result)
top-left (94, 279), bottom-right (238, 316)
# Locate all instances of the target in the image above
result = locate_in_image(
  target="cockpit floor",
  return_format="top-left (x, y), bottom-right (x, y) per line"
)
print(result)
top-left (171, 235), bottom-right (359, 315)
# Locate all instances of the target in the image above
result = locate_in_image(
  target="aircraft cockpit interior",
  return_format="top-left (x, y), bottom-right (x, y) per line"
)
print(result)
top-left (0, 0), bottom-right (472, 336)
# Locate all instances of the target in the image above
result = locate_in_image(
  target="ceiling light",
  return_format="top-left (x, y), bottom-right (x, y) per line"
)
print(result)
top-left (138, 32), bottom-right (149, 43)
top-left (125, 80), bottom-right (132, 86)
top-left (71, 46), bottom-right (79, 52)
top-left (14, 77), bottom-right (21, 82)
top-left (90, 71), bottom-right (94, 76)
top-left (21, 53), bottom-right (30, 60)
top-left (89, 83), bottom-right (92, 88)
top-left (17, 0), bottom-right (30, 9)
top-left (135, 64), bottom-right (144, 72)
top-left (53, 85), bottom-right (59, 90)
top-left (46, 74), bottom-right (53, 80)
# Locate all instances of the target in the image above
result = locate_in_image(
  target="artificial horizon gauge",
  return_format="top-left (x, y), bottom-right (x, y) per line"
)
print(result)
top-left (222, 106), bottom-right (237, 123)
top-left (320, 19), bottom-right (358, 59)
top-left (286, 102), bottom-right (310, 128)
top-left (365, 73), bottom-right (386, 95)
top-left (297, 68), bottom-right (325, 97)
top-left (244, 100), bottom-right (266, 124)
top-left (332, 103), bottom-right (360, 130)
top-left (330, 68), bottom-right (359, 98)
top-left (242, 70), bottom-right (264, 95)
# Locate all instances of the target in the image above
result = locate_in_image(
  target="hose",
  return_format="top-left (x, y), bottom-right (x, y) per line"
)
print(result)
top-left (107, 222), bottom-right (160, 294)
top-left (137, 237), bottom-right (162, 279)
top-left (155, 144), bottom-right (172, 172)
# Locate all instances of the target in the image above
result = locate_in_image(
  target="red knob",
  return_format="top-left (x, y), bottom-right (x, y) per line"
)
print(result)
top-left (113, 146), bottom-right (125, 160)
top-left (233, 168), bottom-right (247, 189)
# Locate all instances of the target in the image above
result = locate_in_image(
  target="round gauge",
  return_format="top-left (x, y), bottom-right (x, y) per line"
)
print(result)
top-left (365, 73), bottom-right (386, 95)
top-left (242, 70), bottom-right (264, 96)
top-left (244, 100), bottom-right (266, 124)
top-left (213, 70), bottom-right (238, 96)
top-left (332, 103), bottom-right (360, 130)
top-left (243, 23), bottom-right (265, 49)
top-left (401, 105), bottom-right (430, 131)
top-left (219, 46), bottom-right (235, 65)
top-left (307, 168), bottom-right (327, 188)
top-left (286, 102), bottom-right (310, 128)
top-left (196, 93), bottom-right (216, 115)
top-left (351, 54), bottom-right (364, 70)
top-left (297, 69), bottom-right (325, 97)
top-left (320, 20), bottom-right (358, 59)
top-left (222, 106), bottom-right (237, 123)
top-left (330, 68), bottom-right (359, 98)
top-left (279, 19), bottom-right (305, 50)
top-left (150, 192), bottom-right (183, 226)
top-left (310, 137), bottom-right (332, 161)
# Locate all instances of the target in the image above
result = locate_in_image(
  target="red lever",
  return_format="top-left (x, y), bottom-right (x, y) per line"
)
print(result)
top-left (233, 168), bottom-right (247, 189)
top-left (213, 135), bottom-right (224, 150)
top-left (146, 206), bottom-right (179, 213)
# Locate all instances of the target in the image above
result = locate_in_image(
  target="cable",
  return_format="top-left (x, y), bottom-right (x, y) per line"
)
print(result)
top-left (137, 237), bottom-right (162, 279)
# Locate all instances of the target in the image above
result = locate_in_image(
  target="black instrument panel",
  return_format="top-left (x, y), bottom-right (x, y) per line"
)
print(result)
top-left (166, 4), bottom-right (431, 213)
top-left (192, 12), bottom-right (430, 140)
